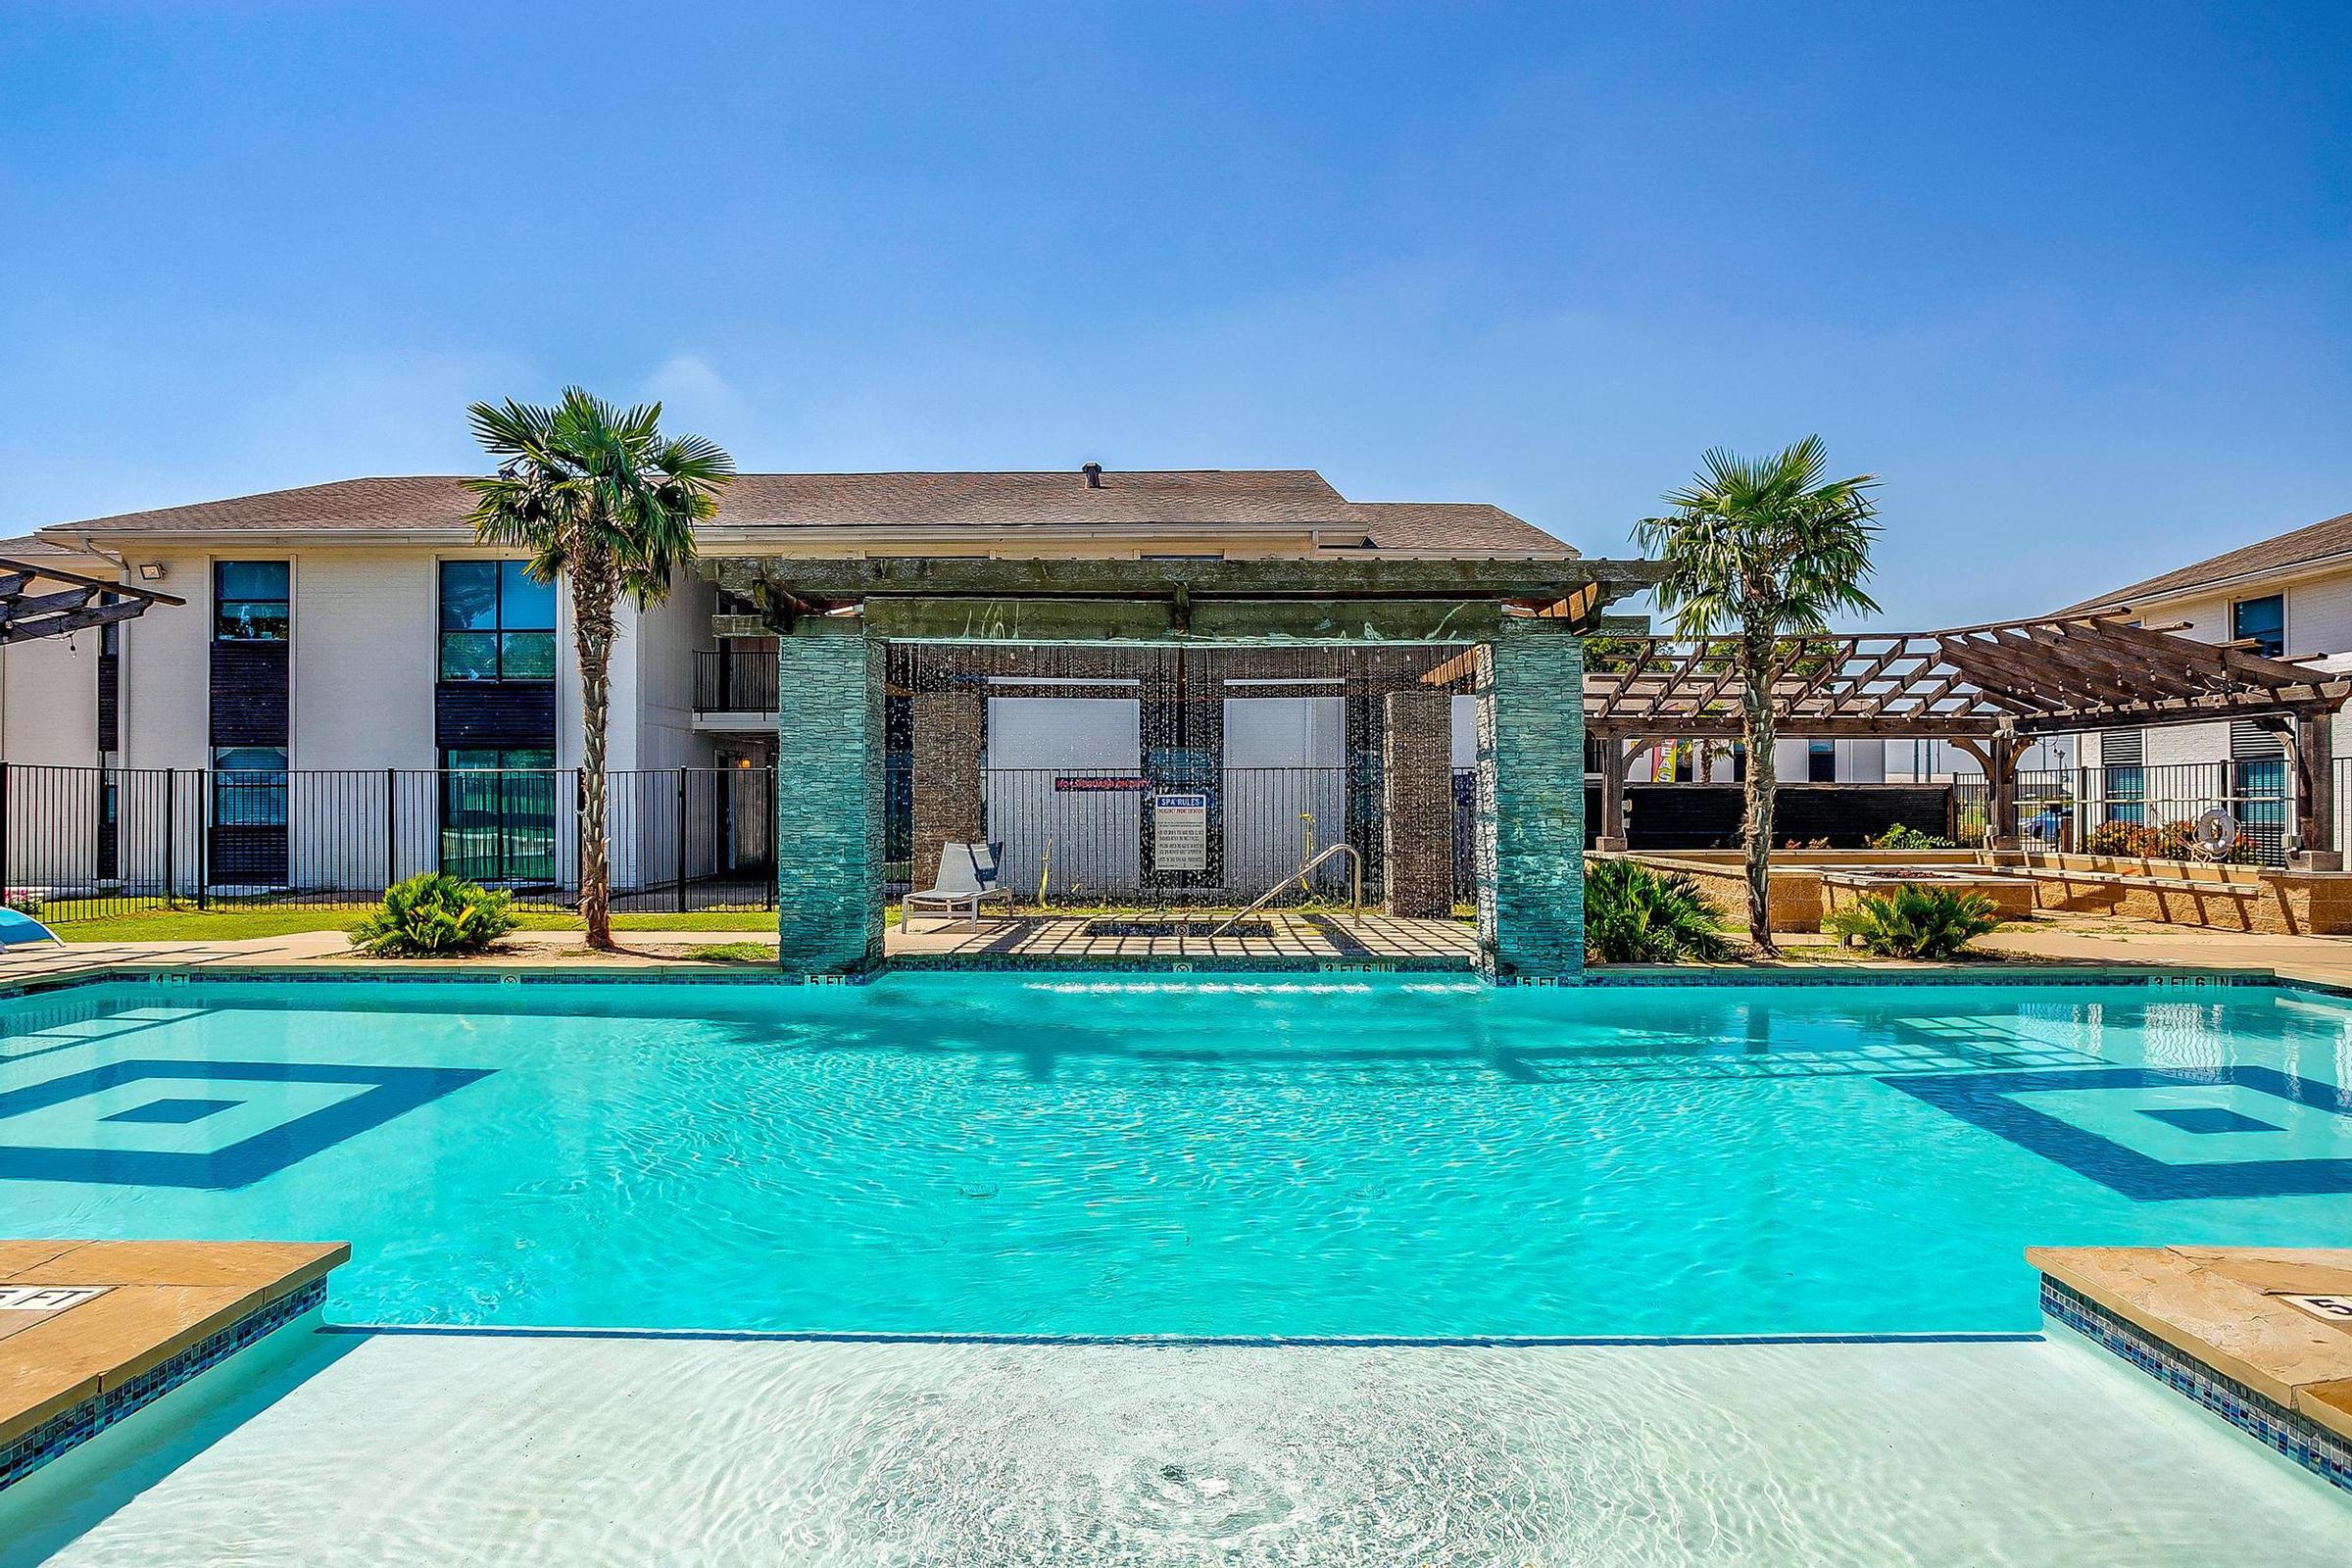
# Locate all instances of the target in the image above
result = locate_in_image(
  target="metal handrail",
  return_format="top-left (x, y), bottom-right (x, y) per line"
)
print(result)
top-left (1211, 842), bottom-right (1363, 936)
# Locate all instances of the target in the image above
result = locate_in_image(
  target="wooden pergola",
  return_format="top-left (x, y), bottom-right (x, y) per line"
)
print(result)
top-left (1580, 613), bottom-right (2352, 862)
top-left (0, 556), bottom-right (181, 644)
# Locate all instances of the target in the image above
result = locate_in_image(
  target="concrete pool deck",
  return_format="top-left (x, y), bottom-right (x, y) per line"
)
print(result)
top-left (11, 911), bottom-right (2352, 987)
top-left (2033, 1245), bottom-right (2352, 1471)
top-left (0, 1241), bottom-right (345, 1493)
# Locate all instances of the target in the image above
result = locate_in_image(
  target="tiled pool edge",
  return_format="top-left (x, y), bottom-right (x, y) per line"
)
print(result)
top-left (0, 958), bottom-right (2320, 1002)
top-left (318, 1321), bottom-right (2046, 1348)
top-left (0, 1278), bottom-right (325, 1494)
top-left (2040, 1277), bottom-right (2352, 1495)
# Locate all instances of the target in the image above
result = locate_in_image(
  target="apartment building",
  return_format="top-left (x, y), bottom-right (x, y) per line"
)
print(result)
top-left (1, 467), bottom-right (1570, 899)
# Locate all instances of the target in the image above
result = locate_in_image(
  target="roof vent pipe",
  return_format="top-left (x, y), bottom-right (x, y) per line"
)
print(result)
top-left (1081, 462), bottom-right (1103, 488)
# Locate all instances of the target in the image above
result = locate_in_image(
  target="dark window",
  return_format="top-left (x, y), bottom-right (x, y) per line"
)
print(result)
top-left (2231, 594), bottom-right (2285, 658)
top-left (211, 745), bottom-right (288, 825)
top-left (440, 561), bottom-right (557, 681)
top-left (1807, 740), bottom-right (1837, 782)
top-left (440, 747), bottom-right (558, 884)
top-left (214, 561), bottom-right (289, 642)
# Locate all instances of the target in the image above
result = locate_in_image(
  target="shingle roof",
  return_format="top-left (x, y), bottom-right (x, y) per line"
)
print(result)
top-left (34, 469), bottom-right (1576, 556)
top-left (42, 470), bottom-right (1364, 536)
top-left (1349, 501), bottom-right (1571, 557)
top-left (2057, 508), bottom-right (2352, 614)
top-left (0, 532), bottom-right (85, 558)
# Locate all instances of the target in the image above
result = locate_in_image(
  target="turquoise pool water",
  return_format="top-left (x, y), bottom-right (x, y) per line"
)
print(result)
top-left (1, 975), bottom-right (2347, 1338)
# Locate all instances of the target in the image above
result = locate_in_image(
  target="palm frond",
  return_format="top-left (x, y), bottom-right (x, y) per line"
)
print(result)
top-left (461, 386), bottom-right (736, 606)
top-left (1639, 435), bottom-right (1881, 641)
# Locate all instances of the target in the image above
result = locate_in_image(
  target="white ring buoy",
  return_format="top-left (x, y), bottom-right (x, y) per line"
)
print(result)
top-left (2192, 808), bottom-right (2238, 860)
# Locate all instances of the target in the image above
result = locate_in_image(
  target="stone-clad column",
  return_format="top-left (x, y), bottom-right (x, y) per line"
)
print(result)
top-left (774, 629), bottom-right (884, 974)
top-left (1474, 622), bottom-right (1587, 981)
top-left (910, 690), bottom-right (985, 889)
top-left (1382, 690), bottom-right (1454, 917)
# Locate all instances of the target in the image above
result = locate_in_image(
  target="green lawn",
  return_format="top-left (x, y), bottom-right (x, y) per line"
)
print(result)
top-left (48, 906), bottom-right (784, 945)
top-left (678, 941), bottom-right (778, 964)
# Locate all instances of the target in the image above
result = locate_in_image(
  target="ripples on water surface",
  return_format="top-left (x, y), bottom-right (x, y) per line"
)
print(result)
top-left (1, 975), bottom-right (2347, 1337)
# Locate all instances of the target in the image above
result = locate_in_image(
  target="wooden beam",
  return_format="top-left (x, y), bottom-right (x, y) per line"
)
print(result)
top-left (0, 556), bottom-right (183, 607)
top-left (0, 601), bottom-right (150, 644)
top-left (718, 554), bottom-right (1664, 608)
top-left (858, 595), bottom-right (1549, 645)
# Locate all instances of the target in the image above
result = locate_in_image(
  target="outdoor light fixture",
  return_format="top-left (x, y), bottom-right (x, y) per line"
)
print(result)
top-left (135, 563), bottom-right (168, 582)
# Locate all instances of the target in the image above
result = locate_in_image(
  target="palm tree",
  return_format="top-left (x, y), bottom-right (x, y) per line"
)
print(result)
top-left (463, 388), bottom-right (735, 949)
top-left (1635, 436), bottom-right (1880, 951)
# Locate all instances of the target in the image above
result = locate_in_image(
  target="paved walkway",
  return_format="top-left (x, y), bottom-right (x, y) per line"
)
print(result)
top-left (1976, 916), bottom-right (2352, 988)
top-left (0, 927), bottom-right (786, 987)
top-left (11, 911), bottom-right (2352, 989)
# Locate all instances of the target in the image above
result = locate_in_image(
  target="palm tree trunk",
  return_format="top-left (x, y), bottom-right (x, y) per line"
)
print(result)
top-left (571, 559), bottom-right (618, 951)
top-left (1740, 634), bottom-right (1777, 952)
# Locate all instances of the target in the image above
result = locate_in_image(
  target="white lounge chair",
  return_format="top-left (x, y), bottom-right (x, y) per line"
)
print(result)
top-left (903, 842), bottom-right (1011, 932)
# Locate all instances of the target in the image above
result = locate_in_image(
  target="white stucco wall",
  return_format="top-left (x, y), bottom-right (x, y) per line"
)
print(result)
top-left (116, 551), bottom-right (213, 771)
top-left (0, 624), bottom-right (104, 893)
top-left (630, 575), bottom-right (715, 774)
top-left (0, 631), bottom-right (99, 767)
top-left (292, 548), bottom-right (438, 769)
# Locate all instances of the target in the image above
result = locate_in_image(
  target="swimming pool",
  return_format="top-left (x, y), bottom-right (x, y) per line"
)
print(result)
top-left (1, 973), bottom-right (2347, 1338)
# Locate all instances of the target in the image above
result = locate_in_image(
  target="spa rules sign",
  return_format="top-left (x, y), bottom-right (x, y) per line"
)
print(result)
top-left (1152, 793), bottom-right (1210, 872)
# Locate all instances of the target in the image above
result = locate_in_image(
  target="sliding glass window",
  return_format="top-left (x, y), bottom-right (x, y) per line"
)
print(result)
top-left (439, 747), bottom-right (558, 885)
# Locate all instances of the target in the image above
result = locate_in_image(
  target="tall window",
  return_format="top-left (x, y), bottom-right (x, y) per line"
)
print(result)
top-left (439, 561), bottom-right (557, 681)
top-left (1807, 740), bottom-right (1837, 782)
top-left (214, 561), bottom-right (289, 642)
top-left (2231, 594), bottom-right (2285, 658)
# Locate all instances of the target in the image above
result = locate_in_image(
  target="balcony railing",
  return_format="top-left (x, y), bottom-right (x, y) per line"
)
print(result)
top-left (694, 649), bottom-right (778, 714)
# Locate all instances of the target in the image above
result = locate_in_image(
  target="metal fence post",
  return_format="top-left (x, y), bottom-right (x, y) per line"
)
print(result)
top-left (675, 767), bottom-right (689, 912)
top-left (573, 769), bottom-right (585, 910)
top-left (163, 768), bottom-right (176, 906)
top-left (196, 770), bottom-right (210, 909)
top-left (0, 760), bottom-right (11, 910)
top-left (383, 767), bottom-right (398, 893)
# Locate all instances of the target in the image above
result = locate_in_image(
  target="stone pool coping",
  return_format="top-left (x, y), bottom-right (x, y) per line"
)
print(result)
top-left (2, 956), bottom-right (2343, 1001)
top-left (0, 1240), bottom-right (346, 1491)
top-left (2033, 1246), bottom-right (2352, 1493)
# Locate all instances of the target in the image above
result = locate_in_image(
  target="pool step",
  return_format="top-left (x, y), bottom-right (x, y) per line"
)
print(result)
top-left (2032, 1245), bottom-right (2352, 1494)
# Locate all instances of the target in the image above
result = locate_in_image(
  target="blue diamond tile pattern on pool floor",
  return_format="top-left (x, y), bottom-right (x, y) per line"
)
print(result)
top-left (97, 1096), bottom-right (242, 1126)
top-left (1886, 1065), bottom-right (2352, 1200)
top-left (2139, 1105), bottom-right (2285, 1136)
top-left (0, 975), bottom-right (2349, 1338)
top-left (0, 1059), bottom-right (493, 1189)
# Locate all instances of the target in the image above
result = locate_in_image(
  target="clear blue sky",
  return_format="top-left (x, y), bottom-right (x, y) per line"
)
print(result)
top-left (4, 2), bottom-right (2346, 624)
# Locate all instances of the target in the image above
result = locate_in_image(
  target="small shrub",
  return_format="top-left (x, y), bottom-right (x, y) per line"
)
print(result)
top-left (1825, 885), bottom-right (2000, 959)
top-left (2082, 818), bottom-right (2147, 857)
top-left (2080, 817), bottom-right (2258, 863)
top-left (1869, 823), bottom-right (1954, 851)
top-left (348, 873), bottom-right (517, 957)
top-left (1585, 858), bottom-right (1737, 964)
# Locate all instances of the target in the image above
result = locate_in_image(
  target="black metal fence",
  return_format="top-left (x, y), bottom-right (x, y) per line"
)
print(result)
top-left (1952, 760), bottom-right (2295, 864)
top-left (971, 765), bottom-right (1370, 906)
top-left (0, 763), bottom-right (779, 921)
